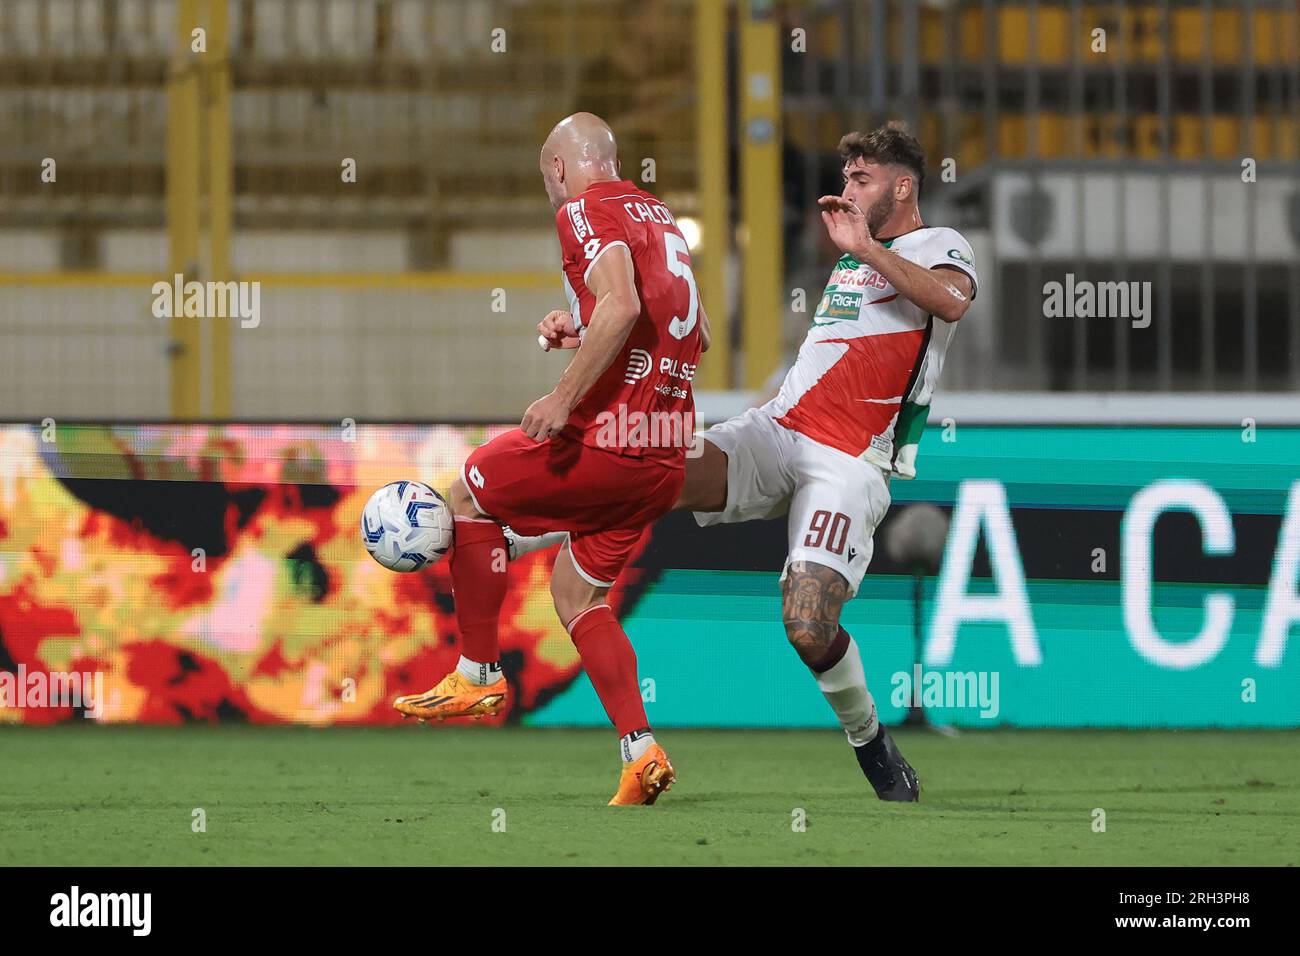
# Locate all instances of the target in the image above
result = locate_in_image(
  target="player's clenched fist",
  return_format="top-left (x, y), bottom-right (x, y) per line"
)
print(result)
top-left (537, 309), bottom-right (582, 351)
top-left (521, 389), bottom-right (575, 442)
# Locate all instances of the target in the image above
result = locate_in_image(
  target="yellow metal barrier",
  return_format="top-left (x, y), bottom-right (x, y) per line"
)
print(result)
top-left (739, 0), bottom-right (782, 391)
top-left (695, 0), bottom-right (730, 390)
top-left (205, 0), bottom-right (234, 419)
top-left (166, 0), bottom-right (202, 419)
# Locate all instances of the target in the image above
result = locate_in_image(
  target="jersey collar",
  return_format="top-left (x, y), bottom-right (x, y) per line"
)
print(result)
top-left (582, 178), bottom-right (635, 196)
top-left (838, 235), bottom-right (900, 270)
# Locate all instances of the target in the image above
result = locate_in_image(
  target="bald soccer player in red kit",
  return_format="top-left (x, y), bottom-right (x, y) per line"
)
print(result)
top-left (393, 112), bottom-right (710, 806)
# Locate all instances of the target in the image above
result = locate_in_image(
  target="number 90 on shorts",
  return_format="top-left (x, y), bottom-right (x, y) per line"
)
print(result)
top-left (692, 407), bottom-right (892, 596)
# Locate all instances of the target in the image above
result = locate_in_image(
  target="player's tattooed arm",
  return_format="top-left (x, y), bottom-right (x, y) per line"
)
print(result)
top-left (781, 560), bottom-right (850, 669)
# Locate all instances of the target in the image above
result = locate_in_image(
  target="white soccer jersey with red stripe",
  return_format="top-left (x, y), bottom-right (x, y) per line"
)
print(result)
top-left (763, 225), bottom-right (977, 478)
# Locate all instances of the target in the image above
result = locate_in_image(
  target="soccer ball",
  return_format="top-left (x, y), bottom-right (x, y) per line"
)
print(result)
top-left (361, 480), bottom-right (454, 572)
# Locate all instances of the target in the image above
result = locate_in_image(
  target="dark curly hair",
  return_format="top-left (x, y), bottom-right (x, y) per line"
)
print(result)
top-left (838, 125), bottom-right (926, 198)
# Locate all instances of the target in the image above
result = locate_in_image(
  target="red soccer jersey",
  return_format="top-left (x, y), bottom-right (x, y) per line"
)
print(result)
top-left (554, 179), bottom-right (703, 466)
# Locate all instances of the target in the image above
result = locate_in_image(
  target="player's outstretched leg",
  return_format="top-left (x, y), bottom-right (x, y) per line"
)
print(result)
top-left (551, 540), bottom-right (674, 806)
top-left (393, 476), bottom-right (509, 722)
top-left (783, 560), bottom-right (919, 802)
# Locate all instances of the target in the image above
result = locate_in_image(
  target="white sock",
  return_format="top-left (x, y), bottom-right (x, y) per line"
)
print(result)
top-left (502, 526), bottom-right (567, 561)
top-left (456, 655), bottom-right (502, 686)
top-left (812, 636), bottom-right (879, 747)
top-left (620, 729), bottom-right (655, 763)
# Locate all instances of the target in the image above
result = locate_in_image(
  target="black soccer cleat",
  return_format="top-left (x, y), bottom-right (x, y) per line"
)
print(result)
top-left (853, 725), bottom-right (920, 802)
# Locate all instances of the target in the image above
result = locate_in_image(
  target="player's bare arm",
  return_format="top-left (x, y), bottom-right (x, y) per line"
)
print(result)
top-left (521, 244), bottom-right (640, 442)
top-left (818, 195), bottom-right (974, 323)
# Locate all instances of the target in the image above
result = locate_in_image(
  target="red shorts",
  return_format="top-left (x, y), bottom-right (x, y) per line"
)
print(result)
top-left (462, 429), bottom-right (684, 586)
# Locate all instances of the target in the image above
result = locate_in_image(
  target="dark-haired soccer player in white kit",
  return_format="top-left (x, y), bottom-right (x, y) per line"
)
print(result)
top-left (676, 126), bottom-right (977, 801)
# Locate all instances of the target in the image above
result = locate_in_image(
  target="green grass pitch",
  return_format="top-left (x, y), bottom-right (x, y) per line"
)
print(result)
top-left (2, 726), bottom-right (1296, 866)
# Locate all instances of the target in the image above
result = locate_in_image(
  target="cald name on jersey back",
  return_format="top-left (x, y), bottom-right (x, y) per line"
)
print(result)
top-left (622, 199), bottom-right (676, 226)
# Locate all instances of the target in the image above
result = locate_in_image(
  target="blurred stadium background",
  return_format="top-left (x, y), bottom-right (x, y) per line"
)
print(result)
top-left (3, 0), bottom-right (1297, 419)
top-left (0, 0), bottom-right (1298, 734)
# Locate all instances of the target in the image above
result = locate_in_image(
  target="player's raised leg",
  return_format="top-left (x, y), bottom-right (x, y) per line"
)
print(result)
top-left (393, 473), bottom-right (510, 721)
top-left (551, 534), bottom-right (674, 806)
top-left (782, 560), bottom-right (918, 802)
top-left (673, 433), bottom-right (729, 512)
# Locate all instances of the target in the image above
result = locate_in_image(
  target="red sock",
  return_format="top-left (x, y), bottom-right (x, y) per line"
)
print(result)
top-left (449, 517), bottom-right (509, 665)
top-left (566, 604), bottom-right (649, 738)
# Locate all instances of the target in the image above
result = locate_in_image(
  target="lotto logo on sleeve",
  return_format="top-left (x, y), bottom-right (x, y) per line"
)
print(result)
top-left (624, 349), bottom-right (653, 384)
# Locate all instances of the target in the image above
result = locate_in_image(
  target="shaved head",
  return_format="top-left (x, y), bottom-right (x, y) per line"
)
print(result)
top-left (539, 112), bottom-right (622, 211)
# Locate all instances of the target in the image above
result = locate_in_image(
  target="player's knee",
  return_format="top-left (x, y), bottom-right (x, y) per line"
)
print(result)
top-left (782, 616), bottom-right (847, 670)
top-left (551, 578), bottom-right (595, 629)
top-left (781, 561), bottom-right (850, 669)
top-left (550, 554), bottom-right (604, 627)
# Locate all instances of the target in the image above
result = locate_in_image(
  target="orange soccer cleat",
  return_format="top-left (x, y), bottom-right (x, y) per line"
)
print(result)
top-left (393, 671), bottom-right (507, 722)
top-left (608, 743), bottom-right (676, 806)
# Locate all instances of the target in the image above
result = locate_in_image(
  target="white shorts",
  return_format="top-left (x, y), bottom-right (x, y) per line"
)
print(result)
top-left (693, 407), bottom-right (891, 596)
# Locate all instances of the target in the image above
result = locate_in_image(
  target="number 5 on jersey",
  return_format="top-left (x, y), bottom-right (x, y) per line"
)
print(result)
top-left (664, 232), bottom-right (698, 340)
